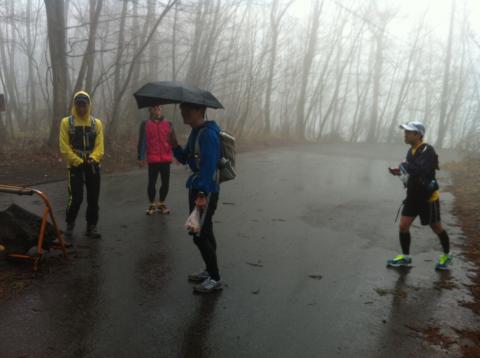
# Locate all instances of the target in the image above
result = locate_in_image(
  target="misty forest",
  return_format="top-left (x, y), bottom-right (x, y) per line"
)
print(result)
top-left (0, 0), bottom-right (479, 152)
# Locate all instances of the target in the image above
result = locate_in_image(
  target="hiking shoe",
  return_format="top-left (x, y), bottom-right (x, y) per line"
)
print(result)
top-left (86, 225), bottom-right (101, 239)
top-left (188, 270), bottom-right (210, 283)
top-left (64, 223), bottom-right (74, 238)
top-left (146, 204), bottom-right (156, 215)
top-left (193, 277), bottom-right (223, 293)
top-left (157, 203), bottom-right (171, 215)
top-left (387, 254), bottom-right (412, 267)
top-left (435, 254), bottom-right (452, 271)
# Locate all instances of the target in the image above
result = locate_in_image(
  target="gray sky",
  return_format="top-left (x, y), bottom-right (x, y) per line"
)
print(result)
top-left (291, 0), bottom-right (480, 38)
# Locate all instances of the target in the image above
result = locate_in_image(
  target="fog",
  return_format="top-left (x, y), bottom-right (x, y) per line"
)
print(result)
top-left (0, 0), bottom-right (479, 150)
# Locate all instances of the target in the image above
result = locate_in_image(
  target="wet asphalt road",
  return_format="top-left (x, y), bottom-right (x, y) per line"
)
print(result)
top-left (1, 143), bottom-right (479, 358)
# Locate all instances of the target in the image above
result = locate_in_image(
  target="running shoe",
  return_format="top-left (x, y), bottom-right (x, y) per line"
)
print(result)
top-left (85, 225), bottom-right (101, 239)
top-left (188, 270), bottom-right (210, 283)
top-left (193, 277), bottom-right (223, 293)
top-left (435, 253), bottom-right (452, 271)
top-left (146, 203), bottom-right (156, 215)
top-left (387, 254), bottom-right (412, 267)
top-left (157, 202), bottom-right (171, 215)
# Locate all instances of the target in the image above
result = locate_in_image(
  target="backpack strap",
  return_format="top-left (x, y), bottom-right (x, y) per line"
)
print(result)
top-left (68, 115), bottom-right (75, 135)
top-left (90, 116), bottom-right (97, 133)
top-left (68, 115), bottom-right (97, 133)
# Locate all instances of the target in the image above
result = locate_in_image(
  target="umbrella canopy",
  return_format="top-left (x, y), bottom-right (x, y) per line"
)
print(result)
top-left (133, 81), bottom-right (224, 109)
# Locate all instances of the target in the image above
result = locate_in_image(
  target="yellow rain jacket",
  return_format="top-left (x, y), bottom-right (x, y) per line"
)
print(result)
top-left (59, 91), bottom-right (104, 167)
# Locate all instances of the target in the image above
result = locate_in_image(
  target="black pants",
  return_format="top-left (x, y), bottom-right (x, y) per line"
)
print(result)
top-left (66, 163), bottom-right (100, 226)
top-left (189, 189), bottom-right (220, 281)
top-left (148, 163), bottom-right (170, 202)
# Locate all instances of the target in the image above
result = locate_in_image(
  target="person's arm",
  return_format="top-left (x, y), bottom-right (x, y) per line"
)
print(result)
top-left (171, 129), bottom-right (189, 164)
top-left (173, 144), bottom-right (189, 164)
top-left (137, 120), bottom-right (147, 161)
top-left (59, 117), bottom-right (83, 167)
top-left (89, 119), bottom-right (104, 163)
top-left (192, 129), bottom-right (219, 194)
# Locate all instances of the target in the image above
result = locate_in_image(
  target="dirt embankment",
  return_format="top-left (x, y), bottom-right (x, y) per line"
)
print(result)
top-left (0, 139), bottom-right (139, 186)
top-left (0, 136), bottom-right (305, 186)
top-left (444, 158), bottom-right (480, 357)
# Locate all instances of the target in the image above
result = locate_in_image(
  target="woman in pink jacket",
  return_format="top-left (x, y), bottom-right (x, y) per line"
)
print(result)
top-left (137, 105), bottom-right (175, 215)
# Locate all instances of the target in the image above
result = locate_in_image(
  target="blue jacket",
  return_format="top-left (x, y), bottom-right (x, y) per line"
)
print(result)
top-left (173, 121), bottom-right (220, 194)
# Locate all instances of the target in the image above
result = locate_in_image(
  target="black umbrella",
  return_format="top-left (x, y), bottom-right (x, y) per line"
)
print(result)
top-left (133, 81), bottom-right (224, 109)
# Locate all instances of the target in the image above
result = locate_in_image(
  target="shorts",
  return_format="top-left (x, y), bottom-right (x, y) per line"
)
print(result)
top-left (401, 199), bottom-right (441, 226)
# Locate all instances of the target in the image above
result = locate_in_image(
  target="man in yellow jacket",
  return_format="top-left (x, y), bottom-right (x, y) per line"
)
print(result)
top-left (59, 91), bottom-right (104, 239)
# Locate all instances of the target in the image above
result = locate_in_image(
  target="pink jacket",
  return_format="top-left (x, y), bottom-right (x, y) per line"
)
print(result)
top-left (138, 118), bottom-right (173, 164)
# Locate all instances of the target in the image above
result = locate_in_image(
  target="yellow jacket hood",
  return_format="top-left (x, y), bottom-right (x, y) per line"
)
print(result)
top-left (71, 91), bottom-right (92, 121)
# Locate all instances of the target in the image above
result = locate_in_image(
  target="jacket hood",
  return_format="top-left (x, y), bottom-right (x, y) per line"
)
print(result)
top-left (202, 120), bottom-right (221, 133)
top-left (71, 91), bottom-right (92, 120)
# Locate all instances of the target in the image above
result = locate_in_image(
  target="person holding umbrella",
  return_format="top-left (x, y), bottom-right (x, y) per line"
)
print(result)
top-left (134, 81), bottom-right (225, 294)
top-left (137, 104), bottom-right (174, 215)
top-left (170, 103), bottom-right (223, 293)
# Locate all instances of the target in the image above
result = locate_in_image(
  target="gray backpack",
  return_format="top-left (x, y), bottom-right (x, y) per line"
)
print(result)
top-left (194, 128), bottom-right (236, 183)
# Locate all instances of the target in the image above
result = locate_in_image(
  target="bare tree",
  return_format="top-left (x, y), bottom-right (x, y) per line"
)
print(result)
top-left (436, 0), bottom-right (456, 148)
top-left (361, 2), bottom-right (398, 142)
top-left (263, 0), bottom-right (293, 135)
top-left (385, 20), bottom-right (424, 143)
top-left (295, 0), bottom-right (322, 139)
top-left (108, 0), bottom-right (179, 136)
top-left (0, 0), bottom-right (478, 151)
top-left (73, 0), bottom-right (103, 94)
top-left (44, 0), bottom-right (69, 147)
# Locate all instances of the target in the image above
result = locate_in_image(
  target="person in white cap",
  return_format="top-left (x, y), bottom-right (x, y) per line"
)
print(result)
top-left (387, 121), bottom-right (452, 270)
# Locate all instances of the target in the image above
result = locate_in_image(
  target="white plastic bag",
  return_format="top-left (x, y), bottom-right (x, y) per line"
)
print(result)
top-left (185, 207), bottom-right (202, 234)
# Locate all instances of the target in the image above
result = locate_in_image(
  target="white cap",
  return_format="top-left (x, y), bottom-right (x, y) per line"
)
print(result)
top-left (399, 121), bottom-right (425, 137)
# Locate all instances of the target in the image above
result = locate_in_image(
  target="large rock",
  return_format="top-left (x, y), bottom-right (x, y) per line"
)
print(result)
top-left (0, 204), bottom-right (56, 255)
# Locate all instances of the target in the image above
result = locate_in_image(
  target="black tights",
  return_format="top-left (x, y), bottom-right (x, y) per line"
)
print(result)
top-left (399, 230), bottom-right (450, 255)
top-left (147, 163), bottom-right (170, 202)
top-left (189, 189), bottom-right (220, 281)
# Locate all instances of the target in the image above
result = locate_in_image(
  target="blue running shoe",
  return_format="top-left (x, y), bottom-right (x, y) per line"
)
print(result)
top-left (387, 254), bottom-right (412, 267)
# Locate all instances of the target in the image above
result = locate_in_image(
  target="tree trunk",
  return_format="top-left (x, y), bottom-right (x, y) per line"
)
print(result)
top-left (73, 0), bottom-right (102, 94)
top-left (45, 0), bottom-right (68, 147)
top-left (436, 0), bottom-right (456, 148)
top-left (26, 0), bottom-right (37, 131)
top-left (366, 30), bottom-right (384, 142)
top-left (171, 1), bottom-right (178, 81)
top-left (295, 0), bottom-right (322, 139)
top-left (109, 0), bottom-right (178, 136)
top-left (264, 0), bottom-right (293, 135)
